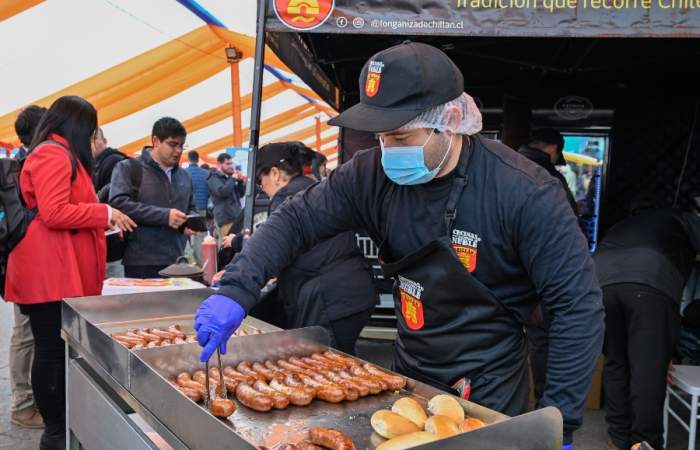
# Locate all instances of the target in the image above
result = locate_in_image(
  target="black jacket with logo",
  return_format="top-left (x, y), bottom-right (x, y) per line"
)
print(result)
top-left (219, 135), bottom-right (603, 441)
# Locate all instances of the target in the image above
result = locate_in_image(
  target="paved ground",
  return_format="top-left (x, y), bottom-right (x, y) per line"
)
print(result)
top-left (0, 300), bottom-right (693, 449)
top-left (0, 300), bottom-right (41, 449)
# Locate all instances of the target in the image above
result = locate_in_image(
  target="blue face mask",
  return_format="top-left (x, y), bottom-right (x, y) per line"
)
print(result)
top-left (380, 130), bottom-right (453, 185)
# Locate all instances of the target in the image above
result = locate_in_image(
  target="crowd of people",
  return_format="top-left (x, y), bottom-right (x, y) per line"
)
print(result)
top-left (1, 94), bottom-right (348, 450)
top-left (1, 42), bottom-right (698, 450)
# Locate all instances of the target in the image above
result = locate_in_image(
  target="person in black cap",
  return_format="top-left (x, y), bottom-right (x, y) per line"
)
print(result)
top-left (250, 142), bottom-right (377, 354)
top-left (518, 128), bottom-right (579, 409)
top-left (194, 41), bottom-right (603, 448)
top-left (518, 128), bottom-right (577, 212)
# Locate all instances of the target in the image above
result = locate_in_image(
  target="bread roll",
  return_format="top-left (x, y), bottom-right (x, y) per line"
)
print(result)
top-left (459, 417), bottom-right (486, 433)
top-left (371, 409), bottom-right (421, 439)
top-left (424, 415), bottom-right (459, 439)
top-left (391, 397), bottom-right (428, 429)
top-left (375, 431), bottom-right (438, 450)
top-left (427, 394), bottom-right (464, 424)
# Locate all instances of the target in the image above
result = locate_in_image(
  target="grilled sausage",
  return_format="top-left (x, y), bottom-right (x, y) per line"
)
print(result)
top-left (252, 362), bottom-right (284, 382)
top-left (283, 373), bottom-right (316, 397)
top-left (349, 365), bottom-right (390, 390)
top-left (297, 374), bottom-right (346, 403)
top-left (323, 371), bottom-right (369, 397)
top-left (322, 352), bottom-right (357, 367)
top-left (301, 357), bottom-right (336, 371)
top-left (223, 366), bottom-right (255, 384)
top-left (116, 334), bottom-right (147, 347)
top-left (167, 325), bottom-right (186, 339)
top-left (237, 362), bottom-right (266, 381)
top-left (337, 369), bottom-right (383, 394)
top-left (235, 383), bottom-right (273, 412)
top-left (269, 379), bottom-right (314, 406)
top-left (288, 356), bottom-right (316, 370)
top-left (210, 398), bottom-right (236, 417)
top-left (362, 364), bottom-right (407, 390)
top-left (148, 328), bottom-right (177, 340)
top-left (133, 329), bottom-right (162, 343)
top-left (309, 427), bottom-right (356, 450)
top-left (277, 360), bottom-right (316, 377)
top-left (310, 353), bottom-right (347, 369)
top-left (253, 380), bottom-right (290, 409)
top-left (176, 373), bottom-right (206, 395)
top-left (171, 382), bottom-right (203, 402)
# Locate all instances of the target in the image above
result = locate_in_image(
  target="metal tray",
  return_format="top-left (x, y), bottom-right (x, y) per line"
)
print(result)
top-left (132, 326), bottom-right (562, 450)
top-left (61, 289), bottom-right (279, 387)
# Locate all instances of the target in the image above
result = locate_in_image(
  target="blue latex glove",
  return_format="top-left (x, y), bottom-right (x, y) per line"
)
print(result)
top-left (194, 294), bottom-right (246, 362)
top-left (562, 444), bottom-right (572, 450)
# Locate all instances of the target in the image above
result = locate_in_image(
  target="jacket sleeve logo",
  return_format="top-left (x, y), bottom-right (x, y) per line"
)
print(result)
top-left (274, 0), bottom-right (334, 31)
top-left (365, 61), bottom-right (385, 98)
top-left (398, 276), bottom-right (425, 330)
top-left (452, 229), bottom-right (481, 273)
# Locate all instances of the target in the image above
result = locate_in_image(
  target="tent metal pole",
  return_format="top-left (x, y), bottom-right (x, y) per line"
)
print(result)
top-left (243, 0), bottom-right (268, 233)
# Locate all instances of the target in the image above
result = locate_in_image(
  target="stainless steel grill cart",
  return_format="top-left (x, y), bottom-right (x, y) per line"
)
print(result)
top-left (62, 288), bottom-right (562, 449)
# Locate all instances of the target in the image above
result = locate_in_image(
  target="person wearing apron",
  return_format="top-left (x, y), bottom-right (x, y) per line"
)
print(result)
top-left (195, 42), bottom-right (604, 449)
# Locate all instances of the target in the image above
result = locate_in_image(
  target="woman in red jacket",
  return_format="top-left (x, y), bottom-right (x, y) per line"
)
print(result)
top-left (4, 96), bottom-right (135, 450)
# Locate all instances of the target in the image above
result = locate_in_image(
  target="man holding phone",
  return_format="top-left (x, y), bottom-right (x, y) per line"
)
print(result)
top-left (109, 117), bottom-right (199, 278)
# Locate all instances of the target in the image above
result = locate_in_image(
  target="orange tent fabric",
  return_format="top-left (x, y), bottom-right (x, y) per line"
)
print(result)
top-left (0, 0), bottom-right (43, 22)
top-left (0, 25), bottom-right (290, 145)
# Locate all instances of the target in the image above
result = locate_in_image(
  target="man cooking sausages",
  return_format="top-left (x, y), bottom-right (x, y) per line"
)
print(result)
top-left (194, 42), bottom-right (604, 448)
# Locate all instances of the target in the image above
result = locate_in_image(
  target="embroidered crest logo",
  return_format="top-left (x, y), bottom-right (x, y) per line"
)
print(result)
top-left (365, 60), bottom-right (384, 98)
top-left (452, 229), bottom-right (481, 273)
top-left (398, 275), bottom-right (425, 330)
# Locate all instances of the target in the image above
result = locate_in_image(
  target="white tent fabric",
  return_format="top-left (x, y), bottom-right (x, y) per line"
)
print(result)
top-left (0, 0), bottom-right (338, 166)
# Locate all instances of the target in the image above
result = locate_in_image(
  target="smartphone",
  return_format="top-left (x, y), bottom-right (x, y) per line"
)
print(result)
top-left (185, 215), bottom-right (207, 232)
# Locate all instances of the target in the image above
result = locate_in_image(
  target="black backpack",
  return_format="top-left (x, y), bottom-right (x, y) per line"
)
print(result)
top-left (105, 157), bottom-right (143, 262)
top-left (0, 140), bottom-right (76, 296)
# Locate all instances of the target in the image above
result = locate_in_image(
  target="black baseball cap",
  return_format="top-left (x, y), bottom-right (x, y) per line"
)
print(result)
top-left (529, 128), bottom-right (566, 165)
top-left (256, 142), bottom-right (297, 180)
top-left (328, 41), bottom-right (464, 133)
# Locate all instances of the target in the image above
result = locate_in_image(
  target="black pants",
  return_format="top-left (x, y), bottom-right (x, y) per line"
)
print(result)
top-left (329, 307), bottom-right (375, 355)
top-left (123, 265), bottom-right (167, 279)
top-left (19, 302), bottom-right (65, 446)
top-left (602, 283), bottom-right (680, 450)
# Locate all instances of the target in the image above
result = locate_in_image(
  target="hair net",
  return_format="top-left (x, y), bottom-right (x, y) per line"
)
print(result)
top-left (401, 93), bottom-right (483, 136)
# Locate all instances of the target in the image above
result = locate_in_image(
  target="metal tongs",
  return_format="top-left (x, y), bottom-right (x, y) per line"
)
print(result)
top-left (204, 347), bottom-right (227, 409)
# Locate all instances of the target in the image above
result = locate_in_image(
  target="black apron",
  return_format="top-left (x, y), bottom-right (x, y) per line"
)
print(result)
top-left (379, 138), bottom-right (530, 416)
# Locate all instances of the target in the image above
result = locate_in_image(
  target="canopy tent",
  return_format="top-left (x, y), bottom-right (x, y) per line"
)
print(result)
top-left (0, 0), bottom-right (339, 165)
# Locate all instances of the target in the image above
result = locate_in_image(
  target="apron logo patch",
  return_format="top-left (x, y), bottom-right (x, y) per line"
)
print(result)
top-left (398, 276), bottom-right (425, 330)
top-left (365, 60), bottom-right (384, 98)
top-left (452, 229), bottom-right (481, 273)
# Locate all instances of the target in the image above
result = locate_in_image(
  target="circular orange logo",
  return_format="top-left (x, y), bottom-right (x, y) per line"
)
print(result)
top-left (273, 0), bottom-right (334, 31)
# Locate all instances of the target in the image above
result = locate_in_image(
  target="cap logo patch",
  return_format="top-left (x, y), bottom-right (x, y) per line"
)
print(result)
top-left (365, 60), bottom-right (384, 98)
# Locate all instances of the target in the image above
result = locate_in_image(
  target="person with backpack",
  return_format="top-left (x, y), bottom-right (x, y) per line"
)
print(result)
top-left (109, 117), bottom-right (199, 279)
top-left (92, 127), bottom-right (127, 202)
top-left (6, 104), bottom-right (46, 430)
top-left (3, 95), bottom-right (135, 450)
top-left (91, 127), bottom-right (129, 278)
